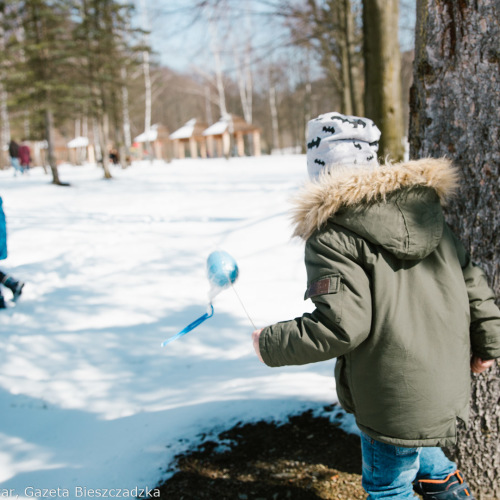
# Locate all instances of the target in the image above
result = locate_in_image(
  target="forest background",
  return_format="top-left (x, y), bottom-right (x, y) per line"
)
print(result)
top-left (0, 0), bottom-right (415, 183)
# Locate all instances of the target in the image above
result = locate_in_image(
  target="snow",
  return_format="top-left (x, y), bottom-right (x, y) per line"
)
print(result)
top-left (169, 119), bottom-right (196, 140)
top-left (0, 156), bottom-right (355, 499)
top-left (67, 137), bottom-right (89, 149)
top-left (202, 119), bottom-right (228, 136)
top-left (133, 125), bottom-right (159, 143)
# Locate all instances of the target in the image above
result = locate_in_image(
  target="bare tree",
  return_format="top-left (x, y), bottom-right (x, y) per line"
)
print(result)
top-left (204, 3), bottom-right (229, 118)
top-left (139, 0), bottom-right (153, 160)
top-left (269, 78), bottom-right (280, 151)
top-left (410, 0), bottom-right (499, 496)
top-left (283, 0), bottom-right (362, 116)
top-left (232, 1), bottom-right (254, 125)
top-left (121, 65), bottom-right (132, 165)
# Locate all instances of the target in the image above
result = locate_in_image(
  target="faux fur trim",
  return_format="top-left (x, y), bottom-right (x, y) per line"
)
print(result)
top-left (291, 158), bottom-right (459, 240)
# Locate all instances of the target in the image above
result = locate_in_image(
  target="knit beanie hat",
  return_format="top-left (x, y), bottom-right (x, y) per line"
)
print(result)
top-left (306, 112), bottom-right (381, 179)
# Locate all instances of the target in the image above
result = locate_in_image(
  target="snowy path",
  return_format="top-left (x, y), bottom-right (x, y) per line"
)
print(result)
top-left (0, 157), bottom-right (345, 498)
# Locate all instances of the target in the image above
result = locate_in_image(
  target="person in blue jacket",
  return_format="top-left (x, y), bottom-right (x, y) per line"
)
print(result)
top-left (0, 196), bottom-right (24, 308)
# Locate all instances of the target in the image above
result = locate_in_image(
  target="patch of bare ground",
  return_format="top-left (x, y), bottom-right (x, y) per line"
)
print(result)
top-left (155, 407), bottom-right (366, 499)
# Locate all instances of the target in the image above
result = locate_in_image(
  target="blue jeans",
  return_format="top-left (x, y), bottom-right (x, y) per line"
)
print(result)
top-left (360, 432), bottom-right (457, 499)
top-left (10, 157), bottom-right (23, 174)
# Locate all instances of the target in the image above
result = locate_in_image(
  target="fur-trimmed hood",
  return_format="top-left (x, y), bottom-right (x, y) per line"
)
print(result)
top-left (291, 158), bottom-right (459, 260)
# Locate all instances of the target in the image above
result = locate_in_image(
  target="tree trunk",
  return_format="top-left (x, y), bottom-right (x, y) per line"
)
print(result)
top-left (337, 0), bottom-right (358, 115)
top-left (44, 107), bottom-right (63, 185)
top-left (0, 86), bottom-right (9, 170)
top-left (0, 14), bottom-right (10, 170)
top-left (343, 0), bottom-right (361, 116)
top-left (410, 0), bottom-right (499, 497)
top-left (213, 44), bottom-right (227, 118)
top-left (205, 86), bottom-right (213, 125)
top-left (362, 0), bottom-right (404, 161)
top-left (92, 117), bottom-right (102, 167)
top-left (98, 114), bottom-right (112, 179)
top-left (121, 66), bottom-right (131, 167)
top-left (269, 85), bottom-right (280, 152)
top-left (235, 46), bottom-right (253, 125)
top-left (339, 34), bottom-right (353, 115)
top-left (142, 48), bottom-right (153, 161)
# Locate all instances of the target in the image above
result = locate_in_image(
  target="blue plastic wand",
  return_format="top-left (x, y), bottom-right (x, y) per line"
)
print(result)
top-left (161, 304), bottom-right (214, 347)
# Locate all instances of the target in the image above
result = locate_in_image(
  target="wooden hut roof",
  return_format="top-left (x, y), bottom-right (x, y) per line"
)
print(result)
top-left (67, 136), bottom-right (89, 148)
top-left (134, 123), bottom-right (169, 143)
top-left (202, 114), bottom-right (259, 137)
top-left (169, 119), bottom-right (208, 140)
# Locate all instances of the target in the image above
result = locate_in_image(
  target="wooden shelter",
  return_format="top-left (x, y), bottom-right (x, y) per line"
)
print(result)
top-left (36, 129), bottom-right (71, 165)
top-left (52, 129), bottom-right (72, 164)
top-left (202, 114), bottom-right (261, 158)
top-left (169, 119), bottom-right (208, 159)
top-left (67, 136), bottom-right (92, 165)
top-left (133, 123), bottom-right (170, 160)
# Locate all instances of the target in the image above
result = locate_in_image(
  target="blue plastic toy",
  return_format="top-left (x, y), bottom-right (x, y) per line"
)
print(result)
top-left (161, 250), bottom-right (239, 347)
top-left (206, 250), bottom-right (239, 290)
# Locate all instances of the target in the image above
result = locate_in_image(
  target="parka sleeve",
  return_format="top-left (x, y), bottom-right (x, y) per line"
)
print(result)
top-left (452, 229), bottom-right (500, 360)
top-left (259, 230), bottom-right (372, 367)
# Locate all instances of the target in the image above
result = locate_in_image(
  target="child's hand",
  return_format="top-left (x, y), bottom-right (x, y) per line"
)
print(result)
top-left (471, 356), bottom-right (495, 374)
top-left (252, 329), bottom-right (264, 363)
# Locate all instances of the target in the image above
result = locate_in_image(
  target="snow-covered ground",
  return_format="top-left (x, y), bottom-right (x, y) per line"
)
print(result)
top-left (0, 156), bottom-right (354, 499)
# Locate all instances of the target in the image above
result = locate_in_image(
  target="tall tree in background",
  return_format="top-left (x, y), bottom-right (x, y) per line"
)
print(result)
top-left (6, 0), bottom-right (74, 185)
top-left (233, 11), bottom-right (253, 126)
top-left (410, 0), bottom-right (499, 497)
top-left (139, 0), bottom-right (153, 161)
top-left (74, 0), bottom-right (142, 177)
top-left (0, 5), bottom-right (11, 169)
top-left (78, 0), bottom-right (115, 178)
top-left (363, 0), bottom-right (404, 161)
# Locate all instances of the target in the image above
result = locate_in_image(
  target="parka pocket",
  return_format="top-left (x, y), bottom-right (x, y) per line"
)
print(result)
top-left (334, 356), bottom-right (355, 413)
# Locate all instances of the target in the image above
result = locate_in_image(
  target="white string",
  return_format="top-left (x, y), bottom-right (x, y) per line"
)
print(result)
top-left (209, 246), bottom-right (257, 330)
top-left (231, 283), bottom-right (257, 330)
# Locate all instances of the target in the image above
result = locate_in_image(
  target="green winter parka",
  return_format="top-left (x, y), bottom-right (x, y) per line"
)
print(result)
top-left (259, 158), bottom-right (500, 448)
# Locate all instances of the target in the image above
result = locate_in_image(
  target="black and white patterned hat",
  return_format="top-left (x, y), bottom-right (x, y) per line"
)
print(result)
top-left (306, 112), bottom-right (381, 179)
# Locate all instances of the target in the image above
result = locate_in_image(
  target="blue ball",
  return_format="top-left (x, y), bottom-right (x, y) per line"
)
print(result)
top-left (206, 251), bottom-right (239, 289)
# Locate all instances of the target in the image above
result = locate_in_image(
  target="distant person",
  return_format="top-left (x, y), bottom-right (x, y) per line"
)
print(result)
top-left (109, 148), bottom-right (120, 165)
top-left (252, 112), bottom-right (500, 499)
top-left (8, 139), bottom-right (23, 176)
top-left (18, 140), bottom-right (32, 172)
top-left (0, 196), bottom-right (25, 309)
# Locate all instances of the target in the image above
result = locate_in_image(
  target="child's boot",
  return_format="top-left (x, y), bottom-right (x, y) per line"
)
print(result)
top-left (2, 276), bottom-right (25, 301)
top-left (414, 470), bottom-right (475, 499)
top-left (0, 291), bottom-right (6, 309)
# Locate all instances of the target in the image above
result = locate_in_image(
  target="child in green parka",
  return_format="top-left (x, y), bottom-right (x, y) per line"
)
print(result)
top-left (252, 112), bottom-right (500, 499)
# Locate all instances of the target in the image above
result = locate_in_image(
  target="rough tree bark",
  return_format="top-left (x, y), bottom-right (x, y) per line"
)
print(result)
top-left (410, 1), bottom-right (499, 497)
top-left (363, 0), bottom-right (404, 161)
